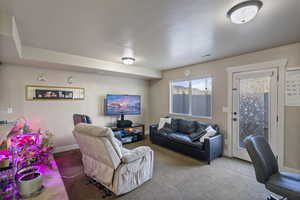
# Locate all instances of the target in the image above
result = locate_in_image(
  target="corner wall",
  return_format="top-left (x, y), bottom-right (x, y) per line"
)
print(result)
top-left (0, 64), bottom-right (150, 149)
top-left (149, 42), bottom-right (300, 171)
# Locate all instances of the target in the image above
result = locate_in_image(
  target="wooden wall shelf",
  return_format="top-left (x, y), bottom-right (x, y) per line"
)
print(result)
top-left (25, 85), bottom-right (85, 101)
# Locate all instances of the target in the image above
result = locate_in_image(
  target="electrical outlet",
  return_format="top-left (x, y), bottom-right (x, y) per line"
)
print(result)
top-left (7, 107), bottom-right (13, 114)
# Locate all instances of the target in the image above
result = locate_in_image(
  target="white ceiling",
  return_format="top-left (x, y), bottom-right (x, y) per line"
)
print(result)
top-left (1, 0), bottom-right (300, 70)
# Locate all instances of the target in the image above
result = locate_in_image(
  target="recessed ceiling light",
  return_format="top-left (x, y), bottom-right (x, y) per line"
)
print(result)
top-left (227, 0), bottom-right (263, 24)
top-left (121, 57), bottom-right (135, 65)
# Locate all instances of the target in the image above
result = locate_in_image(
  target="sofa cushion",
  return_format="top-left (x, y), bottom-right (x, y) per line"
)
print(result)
top-left (158, 117), bottom-right (171, 130)
top-left (196, 122), bottom-right (208, 133)
top-left (190, 141), bottom-right (204, 149)
top-left (168, 132), bottom-right (192, 144)
top-left (178, 119), bottom-right (197, 134)
top-left (170, 118), bottom-right (180, 132)
top-left (200, 126), bottom-right (217, 142)
top-left (158, 123), bottom-right (173, 136)
top-left (168, 133), bottom-right (203, 149)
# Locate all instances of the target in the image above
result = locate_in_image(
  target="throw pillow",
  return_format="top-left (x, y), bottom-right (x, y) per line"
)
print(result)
top-left (170, 118), bottom-right (179, 132)
top-left (196, 122), bottom-right (208, 133)
top-left (158, 117), bottom-right (172, 130)
top-left (178, 119), bottom-right (197, 134)
top-left (158, 123), bottom-right (174, 135)
top-left (200, 126), bottom-right (217, 142)
top-left (188, 130), bottom-right (207, 142)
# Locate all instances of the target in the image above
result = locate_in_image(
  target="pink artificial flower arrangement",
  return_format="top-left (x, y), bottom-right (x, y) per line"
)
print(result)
top-left (8, 118), bottom-right (54, 169)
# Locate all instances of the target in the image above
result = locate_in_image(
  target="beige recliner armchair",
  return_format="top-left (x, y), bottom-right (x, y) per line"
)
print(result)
top-left (73, 123), bottom-right (154, 196)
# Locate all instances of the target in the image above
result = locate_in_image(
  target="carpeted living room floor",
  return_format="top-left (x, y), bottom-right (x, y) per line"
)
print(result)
top-left (54, 139), bottom-right (268, 200)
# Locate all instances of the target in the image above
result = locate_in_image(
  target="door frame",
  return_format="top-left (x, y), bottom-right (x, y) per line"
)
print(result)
top-left (226, 59), bottom-right (287, 170)
top-left (232, 69), bottom-right (278, 161)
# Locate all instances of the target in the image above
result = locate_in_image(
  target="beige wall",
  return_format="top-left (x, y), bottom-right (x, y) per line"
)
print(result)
top-left (149, 42), bottom-right (300, 171)
top-left (0, 64), bottom-right (150, 149)
top-left (1, 43), bottom-right (299, 171)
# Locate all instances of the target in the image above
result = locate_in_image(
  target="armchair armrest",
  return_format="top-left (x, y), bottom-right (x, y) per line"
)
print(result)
top-left (121, 146), bottom-right (152, 163)
top-left (149, 124), bottom-right (158, 142)
top-left (204, 133), bottom-right (223, 164)
top-left (150, 124), bottom-right (158, 132)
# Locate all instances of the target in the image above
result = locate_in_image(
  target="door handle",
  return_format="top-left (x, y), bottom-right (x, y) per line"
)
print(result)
top-left (233, 118), bottom-right (237, 121)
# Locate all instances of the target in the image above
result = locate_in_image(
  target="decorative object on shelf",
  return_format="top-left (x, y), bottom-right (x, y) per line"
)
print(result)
top-left (26, 85), bottom-right (85, 100)
top-left (35, 89), bottom-right (73, 99)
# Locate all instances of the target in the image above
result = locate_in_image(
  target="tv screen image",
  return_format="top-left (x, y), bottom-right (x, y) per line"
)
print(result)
top-left (106, 95), bottom-right (141, 115)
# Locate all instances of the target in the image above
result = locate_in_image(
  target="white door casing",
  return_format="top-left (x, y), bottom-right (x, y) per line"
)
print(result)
top-left (232, 69), bottom-right (278, 161)
top-left (226, 59), bottom-right (287, 170)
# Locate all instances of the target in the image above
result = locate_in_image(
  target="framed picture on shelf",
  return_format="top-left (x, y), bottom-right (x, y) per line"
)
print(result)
top-left (35, 90), bottom-right (60, 99)
top-left (63, 91), bottom-right (73, 99)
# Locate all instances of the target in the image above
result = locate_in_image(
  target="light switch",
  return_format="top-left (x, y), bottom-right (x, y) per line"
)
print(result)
top-left (222, 106), bottom-right (229, 113)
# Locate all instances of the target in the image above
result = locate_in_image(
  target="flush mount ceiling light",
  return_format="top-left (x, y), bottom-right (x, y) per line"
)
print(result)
top-left (227, 0), bottom-right (263, 24)
top-left (122, 57), bottom-right (135, 65)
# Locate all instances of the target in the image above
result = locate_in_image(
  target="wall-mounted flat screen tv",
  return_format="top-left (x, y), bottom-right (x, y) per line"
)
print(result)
top-left (105, 94), bottom-right (141, 115)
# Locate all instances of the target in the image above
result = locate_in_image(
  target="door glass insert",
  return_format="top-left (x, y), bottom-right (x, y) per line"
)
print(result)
top-left (238, 76), bottom-right (271, 148)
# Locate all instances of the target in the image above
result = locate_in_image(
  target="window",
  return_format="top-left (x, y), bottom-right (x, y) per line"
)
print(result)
top-left (170, 77), bottom-right (212, 118)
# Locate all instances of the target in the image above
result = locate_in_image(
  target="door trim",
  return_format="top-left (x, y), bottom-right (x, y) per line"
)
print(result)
top-left (232, 68), bottom-right (278, 161)
top-left (226, 59), bottom-right (287, 170)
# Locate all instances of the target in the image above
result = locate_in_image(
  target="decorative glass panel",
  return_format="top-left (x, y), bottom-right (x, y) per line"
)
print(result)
top-left (238, 76), bottom-right (270, 148)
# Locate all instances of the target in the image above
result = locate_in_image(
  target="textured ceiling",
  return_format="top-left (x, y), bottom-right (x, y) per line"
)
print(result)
top-left (1, 0), bottom-right (300, 70)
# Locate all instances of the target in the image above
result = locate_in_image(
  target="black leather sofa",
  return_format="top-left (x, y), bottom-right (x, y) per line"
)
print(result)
top-left (150, 118), bottom-right (223, 164)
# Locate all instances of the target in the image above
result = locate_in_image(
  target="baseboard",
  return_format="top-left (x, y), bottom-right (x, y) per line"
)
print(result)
top-left (283, 166), bottom-right (300, 174)
top-left (54, 144), bottom-right (79, 153)
top-left (223, 149), bottom-right (230, 157)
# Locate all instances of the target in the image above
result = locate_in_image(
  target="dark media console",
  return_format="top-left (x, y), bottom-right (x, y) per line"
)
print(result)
top-left (104, 94), bottom-right (143, 144)
top-left (109, 124), bottom-right (145, 144)
top-left (116, 114), bottom-right (133, 128)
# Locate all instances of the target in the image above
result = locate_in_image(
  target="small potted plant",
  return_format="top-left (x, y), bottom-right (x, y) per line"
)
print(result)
top-left (17, 171), bottom-right (43, 198)
top-left (16, 165), bottom-right (39, 180)
top-left (6, 118), bottom-right (55, 198)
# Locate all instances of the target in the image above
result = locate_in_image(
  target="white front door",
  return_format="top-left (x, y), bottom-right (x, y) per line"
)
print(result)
top-left (232, 69), bottom-right (278, 161)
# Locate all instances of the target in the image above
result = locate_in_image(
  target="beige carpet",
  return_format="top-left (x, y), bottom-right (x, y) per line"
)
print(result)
top-left (54, 139), bottom-right (268, 200)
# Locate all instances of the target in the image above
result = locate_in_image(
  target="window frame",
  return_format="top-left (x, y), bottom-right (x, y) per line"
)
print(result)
top-left (169, 76), bottom-right (213, 119)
